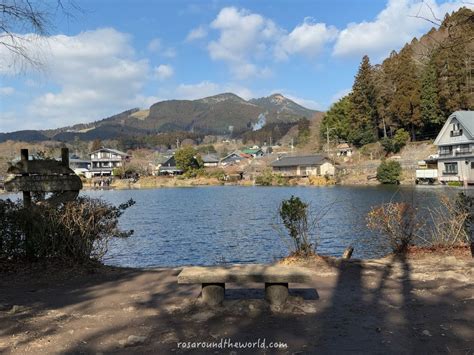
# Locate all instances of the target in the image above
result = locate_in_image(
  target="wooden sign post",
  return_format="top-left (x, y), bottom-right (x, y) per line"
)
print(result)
top-left (4, 148), bottom-right (83, 206)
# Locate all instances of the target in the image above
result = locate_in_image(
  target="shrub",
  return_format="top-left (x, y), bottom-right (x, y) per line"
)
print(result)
top-left (393, 129), bottom-right (410, 151)
top-left (376, 160), bottom-right (401, 184)
top-left (381, 129), bottom-right (410, 154)
top-left (278, 196), bottom-right (313, 256)
top-left (427, 192), bottom-right (472, 246)
top-left (367, 202), bottom-right (420, 253)
top-left (359, 142), bottom-right (384, 159)
top-left (0, 197), bottom-right (135, 263)
top-left (255, 169), bottom-right (274, 186)
top-left (447, 181), bottom-right (462, 187)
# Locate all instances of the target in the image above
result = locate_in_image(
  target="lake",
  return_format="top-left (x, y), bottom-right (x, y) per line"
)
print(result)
top-left (1, 185), bottom-right (450, 267)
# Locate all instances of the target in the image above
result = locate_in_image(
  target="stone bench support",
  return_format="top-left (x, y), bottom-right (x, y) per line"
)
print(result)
top-left (202, 283), bottom-right (225, 306)
top-left (178, 264), bottom-right (311, 306)
top-left (265, 282), bottom-right (289, 305)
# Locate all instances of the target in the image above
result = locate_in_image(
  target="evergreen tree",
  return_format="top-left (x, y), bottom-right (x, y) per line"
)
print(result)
top-left (432, 36), bottom-right (470, 117)
top-left (420, 61), bottom-right (443, 134)
top-left (388, 45), bottom-right (422, 140)
top-left (374, 52), bottom-right (398, 136)
top-left (349, 55), bottom-right (379, 146)
top-left (320, 95), bottom-right (352, 143)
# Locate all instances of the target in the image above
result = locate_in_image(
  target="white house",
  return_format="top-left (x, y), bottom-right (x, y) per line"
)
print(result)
top-left (271, 155), bottom-right (335, 177)
top-left (433, 111), bottom-right (474, 184)
top-left (90, 148), bottom-right (130, 176)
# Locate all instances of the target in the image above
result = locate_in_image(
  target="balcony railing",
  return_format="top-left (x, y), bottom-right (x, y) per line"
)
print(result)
top-left (439, 151), bottom-right (453, 156)
top-left (455, 149), bottom-right (472, 156)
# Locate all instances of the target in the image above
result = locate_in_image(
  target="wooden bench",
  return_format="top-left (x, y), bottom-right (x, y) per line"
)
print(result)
top-left (177, 264), bottom-right (312, 306)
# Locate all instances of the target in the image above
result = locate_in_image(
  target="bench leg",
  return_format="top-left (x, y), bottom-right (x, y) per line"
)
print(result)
top-left (265, 283), bottom-right (288, 305)
top-left (202, 283), bottom-right (225, 306)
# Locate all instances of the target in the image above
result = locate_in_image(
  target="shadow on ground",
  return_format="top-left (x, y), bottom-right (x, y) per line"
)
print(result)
top-left (0, 254), bottom-right (472, 354)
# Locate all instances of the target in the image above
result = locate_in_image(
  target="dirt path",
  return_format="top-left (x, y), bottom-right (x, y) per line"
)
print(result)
top-left (0, 252), bottom-right (472, 354)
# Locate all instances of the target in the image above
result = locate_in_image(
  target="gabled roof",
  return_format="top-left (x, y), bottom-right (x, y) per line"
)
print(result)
top-left (271, 155), bottom-right (329, 167)
top-left (434, 111), bottom-right (474, 145)
top-left (221, 150), bottom-right (244, 161)
top-left (161, 156), bottom-right (176, 167)
top-left (242, 148), bottom-right (263, 155)
top-left (91, 148), bottom-right (129, 156)
top-left (202, 154), bottom-right (219, 163)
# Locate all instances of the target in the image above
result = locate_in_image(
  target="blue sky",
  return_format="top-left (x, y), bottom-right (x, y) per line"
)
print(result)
top-left (0, 0), bottom-right (472, 132)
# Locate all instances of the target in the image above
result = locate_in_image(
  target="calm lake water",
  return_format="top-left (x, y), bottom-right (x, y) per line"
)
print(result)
top-left (1, 185), bottom-right (452, 267)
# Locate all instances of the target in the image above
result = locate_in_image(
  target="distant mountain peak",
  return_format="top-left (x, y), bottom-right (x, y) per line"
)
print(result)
top-left (269, 93), bottom-right (288, 104)
top-left (249, 94), bottom-right (319, 119)
top-left (197, 92), bottom-right (247, 104)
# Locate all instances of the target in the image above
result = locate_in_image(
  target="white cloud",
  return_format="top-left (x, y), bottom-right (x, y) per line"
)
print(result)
top-left (186, 25), bottom-right (208, 41)
top-left (275, 18), bottom-right (338, 60)
top-left (0, 86), bottom-right (15, 96)
top-left (207, 7), bottom-right (281, 79)
top-left (154, 64), bottom-right (174, 80)
top-left (0, 28), bottom-right (152, 130)
top-left (333, 0), bottom-right (474, 58)
top-left (175, 81), bottom-right (221, 99)
top-left (147, 38), bottom-right (161, 52)
top-left (207, 7), bottom-right (335, 79)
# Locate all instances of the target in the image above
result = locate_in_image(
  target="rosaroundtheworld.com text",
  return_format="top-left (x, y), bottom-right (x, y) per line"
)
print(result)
top-left (177, 338), bottom-right (288, 350)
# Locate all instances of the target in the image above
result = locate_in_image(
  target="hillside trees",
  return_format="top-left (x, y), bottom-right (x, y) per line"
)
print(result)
top-left (320, 7), bottom-right (474, 147)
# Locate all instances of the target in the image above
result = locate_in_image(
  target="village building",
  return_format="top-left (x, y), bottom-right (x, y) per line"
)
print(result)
top-left (336, 143), bottom-right (353, 157)
top-left (220, 151), bottom-right (251, 166)
top-left (202, 154), bottom-right (219, 167)
top-left (158, 156), bottom-right (183, 175)
top-left (89, 148), bottom-right (130, 176)
top-left (434, 111), bottom-right (474, 185)
top-left (70, 157), bottom-right (92, 178)
top-left (241, 148), bottom-right (264, 158)
top-left (271, 155), bottom-right (336, 177)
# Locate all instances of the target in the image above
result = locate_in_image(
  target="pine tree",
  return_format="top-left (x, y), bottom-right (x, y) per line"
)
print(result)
top-left (349, 55), bottom-right (379, 146)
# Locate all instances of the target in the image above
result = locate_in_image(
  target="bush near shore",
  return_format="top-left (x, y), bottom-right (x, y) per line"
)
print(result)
top-left (0, 197), bottom-right (135, 264)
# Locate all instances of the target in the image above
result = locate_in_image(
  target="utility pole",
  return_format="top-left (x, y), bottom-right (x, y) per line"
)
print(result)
top-left (326, 126), bottom-right (336, 155)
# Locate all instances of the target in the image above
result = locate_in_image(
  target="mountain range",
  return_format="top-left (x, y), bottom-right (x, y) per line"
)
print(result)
top-left (0, 93), bottom-right (320, 143)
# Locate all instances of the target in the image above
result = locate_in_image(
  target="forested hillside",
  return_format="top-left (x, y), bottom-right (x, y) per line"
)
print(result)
top-left (321, 7), bottom-right (474, 147)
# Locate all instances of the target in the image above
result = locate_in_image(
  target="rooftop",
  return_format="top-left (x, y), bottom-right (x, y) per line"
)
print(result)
top-left (271, 155), bottom-right (328, 167)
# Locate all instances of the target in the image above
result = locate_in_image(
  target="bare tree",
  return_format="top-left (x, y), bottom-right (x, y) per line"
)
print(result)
top-left (0, 0), bottom-right (80, 71)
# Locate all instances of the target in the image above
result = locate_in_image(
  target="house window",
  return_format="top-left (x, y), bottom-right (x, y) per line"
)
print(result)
top-left (439, 146), bottom-right (452, 156)
top-left (444, 162), bottom-right (458, 174)
top-left (450, 122), bottom-right (463, 137)
top-left (471, 162), bottom-right (474, 169)
top-left (456, 144), bottom-right (470, 155)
